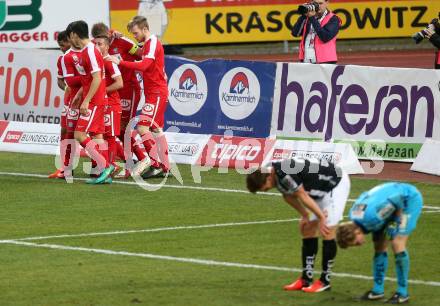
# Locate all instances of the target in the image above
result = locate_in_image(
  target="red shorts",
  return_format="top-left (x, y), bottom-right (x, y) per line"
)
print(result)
top-left (105, 104), bottom-right (122, 137)
top-left (66, 107), bottom-right (80, 132)
top-left (138, 92), bottom-right (168, 129)
top-left (119, 85), bottom-right (141, 123)
top-left (75, 105), bottom-right (105, 134)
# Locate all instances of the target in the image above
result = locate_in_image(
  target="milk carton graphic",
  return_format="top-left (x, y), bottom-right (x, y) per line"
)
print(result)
top-left (137, 0), bottom-right (168, 39)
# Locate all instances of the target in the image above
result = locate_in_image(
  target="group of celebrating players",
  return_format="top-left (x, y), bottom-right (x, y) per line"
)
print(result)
top-left (49, 16), bottom-right (170, 184)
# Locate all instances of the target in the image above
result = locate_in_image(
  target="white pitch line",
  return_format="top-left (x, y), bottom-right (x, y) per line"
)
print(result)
top-left (9, 218), bottom-right (300, 242)
top-left (0, 171), bottom-right (280, 197)
top-left (1, 171), bottom-right (440, 209)
top-left (1, 239), bottom-right (439, 287)
top-left (7, 205), bottom-right (439, 243)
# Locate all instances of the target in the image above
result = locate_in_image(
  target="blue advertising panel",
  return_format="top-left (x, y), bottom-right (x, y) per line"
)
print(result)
top-left (164, 56), bottom-right (276, 138)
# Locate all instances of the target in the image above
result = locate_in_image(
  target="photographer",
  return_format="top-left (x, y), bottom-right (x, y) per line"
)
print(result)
top-left (292, 0), bottom-right (341, 64)
top-left (424, 27), bottom-right (440, 69)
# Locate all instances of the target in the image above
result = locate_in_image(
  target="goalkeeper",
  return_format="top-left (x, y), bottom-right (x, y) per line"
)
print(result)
top-left (336, 182), bottom-right (423, 304)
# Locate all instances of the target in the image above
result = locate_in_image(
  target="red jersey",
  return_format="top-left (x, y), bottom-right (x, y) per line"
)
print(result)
top-left (103, 56), bottom-right (121, 106)
top-left (140, 35), bottom-right (168, 94)
top-left (61, 48), bottom-right (83, 101)
top-left (109, 36), bottom-right (140, 88)
top-left (77, 42), bottom-right (107, 106)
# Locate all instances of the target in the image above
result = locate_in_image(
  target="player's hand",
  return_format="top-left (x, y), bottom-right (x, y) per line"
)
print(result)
top-left (107, 55), bottom-right (121, 65)
top-left (306, 10), bottom-right (316, 18)
top-left (80, 100), bottom-right (90, 116)
top-left (300, 215), bottom-right (311, 232)
top-left (319, 218), bottom-right (331, 236)
top-left (111, 30), bottom-right (123, 39)
top-left (71, 93), bottom-right (81, 108)
top-left (425, 27), bottom-right (435, 38)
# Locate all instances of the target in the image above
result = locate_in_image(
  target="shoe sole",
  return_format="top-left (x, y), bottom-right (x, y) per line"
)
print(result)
top-left (386, 297), bottom-right (409, 304)
top-left (132, 158), bottom-right (151, 177)
top-left (302, 286), bottom-right (331, 293)
top-left (360, 296), bottom-right (384, 301)
top-left (284, 287), bottom-right (304, 291)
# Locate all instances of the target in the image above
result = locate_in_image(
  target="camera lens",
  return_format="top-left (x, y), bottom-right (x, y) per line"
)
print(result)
top-left (298, 4), bottom-right (309, 15)
top-left (412, 32), bottom-right (425, 44)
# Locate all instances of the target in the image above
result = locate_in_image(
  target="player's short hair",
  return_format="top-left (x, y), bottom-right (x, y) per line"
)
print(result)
top-left (91, 22), bottom-right (109, 39)
top-left (57, 30), bottom-right (69, 43)
top-left (127, 15), bottom-right (149, 31)
top-left (336, 222), bottom-right (358, 249)
top-left (246, 169), bottom-right (270, 193)
top-left (94, 35), bottom-right (110, 45)
top-left (67, 20), bottom-right (89, 39)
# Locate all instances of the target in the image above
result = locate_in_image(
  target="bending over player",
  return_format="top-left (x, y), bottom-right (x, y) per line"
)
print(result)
top-left (247, 157), bottom-right (350, 293)
top-left (337, 182), bottom-right (423, 304)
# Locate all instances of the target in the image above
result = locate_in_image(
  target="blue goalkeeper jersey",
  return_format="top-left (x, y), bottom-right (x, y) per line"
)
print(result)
top-left (349, 182), bottom-right (423, 235)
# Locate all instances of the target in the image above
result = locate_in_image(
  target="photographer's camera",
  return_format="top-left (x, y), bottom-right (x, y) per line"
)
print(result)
top-left (298, 1), bottom-right (319, 15)
top-left (412, 13), bottom-right (440, 44)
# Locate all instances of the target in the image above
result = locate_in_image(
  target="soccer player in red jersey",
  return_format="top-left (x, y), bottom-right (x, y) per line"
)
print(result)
top-left (67, 20), bottom-right (114, 184)
top-left (61, 46), bottom-right (83, 138)
top-left (91, 23), bottom-right (147, 177)
top-left (109, 16), bottom-right (170, 178)
top-left (49, 31), bottom-right (72, 179)
top-left (94, 35), bottom-right (124, 169)
top-left (59, 37), bottom-right (85, 179)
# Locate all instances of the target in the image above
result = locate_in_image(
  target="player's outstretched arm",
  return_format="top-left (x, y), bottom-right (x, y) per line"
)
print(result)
top-left (120, 57), bottom-right (153, 72)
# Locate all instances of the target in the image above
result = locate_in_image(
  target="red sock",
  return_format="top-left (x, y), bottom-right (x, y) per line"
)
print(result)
top-left (156, 133), bottom-right (170, 172)
top-left (117, 128), bottom-right (128, 161)
top-left (80, 137), bottom-right (109, 170)
top-left (64, 143), bottom-right (71, 168)
top-left (131, 135), bottom-right (147, 161)
top-left (106, 136), bottom-right (117, 165)
top-left (60, 132), bottom-right (67, 170)
top-left (115, 137), bottom-right (125, 161)
top-left (141, 131), bottom-right (160, 168)
top-left (64, 132), bottom-right (75, 169)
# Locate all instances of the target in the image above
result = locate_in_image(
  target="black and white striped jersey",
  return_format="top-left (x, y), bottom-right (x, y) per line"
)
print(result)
top-left (273, 158), bottom-right (343, 198)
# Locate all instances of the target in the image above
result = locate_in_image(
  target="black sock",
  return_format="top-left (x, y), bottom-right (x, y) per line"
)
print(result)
top-left (320, 239), bottom-right (337, 285)
top-left (302, 238), bottom-right (318, 283)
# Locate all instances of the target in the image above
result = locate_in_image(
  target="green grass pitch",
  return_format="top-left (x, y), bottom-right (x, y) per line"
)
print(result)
top-left (0, 152), bottom-right (439, 306)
